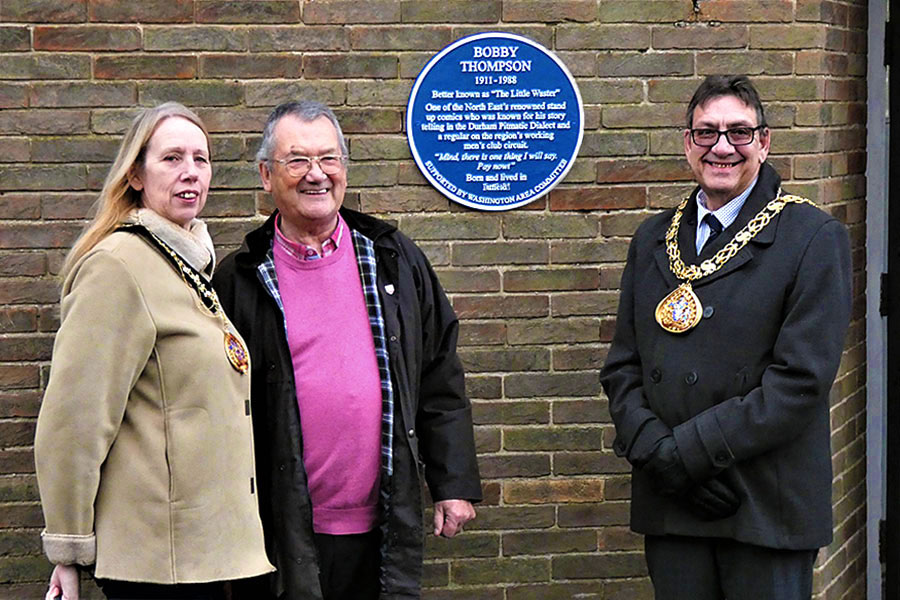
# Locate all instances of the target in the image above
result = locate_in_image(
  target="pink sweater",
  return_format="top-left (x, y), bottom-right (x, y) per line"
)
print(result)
top-left (273, 225), bottom-right (382, 535)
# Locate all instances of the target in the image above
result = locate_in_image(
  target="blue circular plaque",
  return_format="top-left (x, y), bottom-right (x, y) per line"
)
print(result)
top-left (407, 32), bottom-right (584, 211)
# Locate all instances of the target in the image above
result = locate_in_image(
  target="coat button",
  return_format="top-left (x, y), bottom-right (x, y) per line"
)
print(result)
top-left (650, 368), bottom-right (662, 383)
top-left (390, 335), bottom-right (398, 343)
top-left (703, 305), bottom-right (715, 318)
top-left (684, 371), bottom-right (698, 385)
top-left (715, 451), bottom-right (729, 465)
top-left (408, 428), bottom-right (415, 437)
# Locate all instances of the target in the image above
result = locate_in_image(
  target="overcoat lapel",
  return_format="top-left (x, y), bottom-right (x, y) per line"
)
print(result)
top-left (653, 162), bottom-right (783, 290)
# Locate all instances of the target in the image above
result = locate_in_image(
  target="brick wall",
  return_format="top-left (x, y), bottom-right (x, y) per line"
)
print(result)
top-left (0, 1), bottom-right (868, 599)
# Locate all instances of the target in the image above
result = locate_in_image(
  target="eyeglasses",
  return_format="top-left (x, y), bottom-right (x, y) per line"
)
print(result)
top-left (689, 126), bottom-right (765, 147)
top-left (271, 154), bottom-right (347, 177)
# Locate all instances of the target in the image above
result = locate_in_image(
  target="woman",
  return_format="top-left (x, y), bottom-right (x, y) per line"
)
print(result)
top-left (34, 103), bottom-right (273, 600)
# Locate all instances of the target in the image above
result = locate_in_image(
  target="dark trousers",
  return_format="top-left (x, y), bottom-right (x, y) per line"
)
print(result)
top-left (97, 580), bottom-right (226, 600)
top-left (314, 529), bottom-right (381, 600)
top-left (644, 535), bottom-right (817, 600)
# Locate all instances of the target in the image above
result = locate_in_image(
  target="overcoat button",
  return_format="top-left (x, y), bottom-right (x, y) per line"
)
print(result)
top-left (408, 429), bottom-right (416, 437)
top-left (685, 371), bottom-right (698, 385)
top-left (715, 452), bottom-right (729, 464)
top-left (703, 306), bottom-right (715, 318)
top-left (650, 368), bottom-right (662, 383)
top-left (390, 335), bottom-right (398, 342)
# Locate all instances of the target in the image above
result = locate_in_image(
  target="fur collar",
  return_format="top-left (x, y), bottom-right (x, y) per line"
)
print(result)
top-left (125, 208), bottom-right (216, 275)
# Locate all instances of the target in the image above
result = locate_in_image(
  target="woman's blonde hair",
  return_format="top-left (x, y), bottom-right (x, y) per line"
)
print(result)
top-left (60, 102), bottom-right (211, 280)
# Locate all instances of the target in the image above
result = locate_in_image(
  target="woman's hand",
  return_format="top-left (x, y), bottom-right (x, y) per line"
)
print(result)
top-left (45, 564), bottom-right (79, 600)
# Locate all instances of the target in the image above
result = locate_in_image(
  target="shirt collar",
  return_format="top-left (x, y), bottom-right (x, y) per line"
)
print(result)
top-left (695, 177), bottom-right (758, 231)
top-left (274, 213), bottom-right (345, 261)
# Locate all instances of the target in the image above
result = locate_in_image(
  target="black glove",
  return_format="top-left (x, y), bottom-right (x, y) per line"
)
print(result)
top-left (641, 436), bottom-right (692, 498)
top-left (684, 477), bottom-right (741, 521)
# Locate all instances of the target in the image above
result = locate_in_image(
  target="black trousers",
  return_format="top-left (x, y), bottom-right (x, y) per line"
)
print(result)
top-left (313, 529), bottom-right (381, 600)
top-left (96, 580), bottom-right (226, 600)
top-left (645, 535), bottom-right (818, 600)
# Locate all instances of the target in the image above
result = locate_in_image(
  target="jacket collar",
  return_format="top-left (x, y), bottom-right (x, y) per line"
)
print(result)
top-left (653, 162), bottom-right (783, 288)
top-left (656, 161), bottom-right (782, 246)
top-left (234, 207), bottom-right (398, 270)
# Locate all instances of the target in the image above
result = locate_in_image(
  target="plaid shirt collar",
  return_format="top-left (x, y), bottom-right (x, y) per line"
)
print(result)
top-left (274, 213), bottom-right (345, 261)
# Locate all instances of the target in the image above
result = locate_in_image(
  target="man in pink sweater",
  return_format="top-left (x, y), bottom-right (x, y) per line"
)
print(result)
top-left (213, 101), bottom-right (482, 600)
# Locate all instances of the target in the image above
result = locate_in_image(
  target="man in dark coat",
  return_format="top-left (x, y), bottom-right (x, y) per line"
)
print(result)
top-left (599, 75), bottom-right (852, 599)
top-left (213, 100), bottom-right (482, 600)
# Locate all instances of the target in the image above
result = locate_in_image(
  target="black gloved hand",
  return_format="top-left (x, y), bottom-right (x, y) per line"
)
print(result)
top-left (684, 476), bottom-right (741, 521)
top-left (641, 436), bottom-right (692, 498)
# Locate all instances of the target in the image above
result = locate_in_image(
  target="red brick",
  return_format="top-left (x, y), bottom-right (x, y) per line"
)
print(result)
top-left (0, 251), bottom-right (45, 276)
top-left (452, 295), bottom-right (549, 319)
top-left (507, 582), bottom-right (605, 600)
top-left (30, 81), bottom-right (136, 107)
top-left (88, 0), bottom-right (193, 23)
top-left (34, 25), bottom-right (140, 50)
top-left (304, 53), bottom-right (397, 79)
top-left (596, 158), bottom-right (692, 184)
top-left (303, 1), bottom-right (401, 24)
top-left (503, 1), bottom-right (597, 23)
top-left (550, 187), bottom-right (646, 211)
top-left (697, 51), bottom-right (794, 76)
top-left (0, 26), bottom-right (29, 50)
top-left (401, 1), bottom-right (500, 23)
top-left (0, 390), bottom-right (43, 418)
top-left (350, 25), bottom-right (450, 50)
top-left (552, 552), bottom-right (647, 579)
top-left (558, 501), bottom-right (630, 526)
top-left (0, 110), bottom-right (91, 135)
top-left (557, 25), bottom-right (650, 50)
top-left (194, 108), bottom-right (271, 133)
top-left (2, 0), bottom-right (86, 22)
top-left (247, 26), bottom-right (347, 51)
top-left (651, 24), bottom-right (749, 49)
top-left (201, 54), bottom-right (302, 79)
top-left (0, 223), bottom-right (83, 249)
top-left (196, 1), bottom-right (300, 24)
top-left (698, 0), bottom-right (793, 22)
top-left (504, 478), bottom-right (605, 504)
top-left (0, 83), bottom-right (27, 108)
top-left (0, 55), bottom-right (92, 80)
top-left (602, 104), bottom-right (685, 128)
top-left (0, 138), bottom-right (29, 163)
top-left (0, 365), bottom-right (40, 390)
top-left (503, 530), bottom-right (596, 555)
top-left (95, 55), bottom-right (197, 79)
top-left (0, 449), bottom-right (35, 474)
top-left (145, 26), bottom-right (249, 51)
top-left (750, 24), bottom-right (828, 49)
top-left (458, 322), bottom-right (506, 346)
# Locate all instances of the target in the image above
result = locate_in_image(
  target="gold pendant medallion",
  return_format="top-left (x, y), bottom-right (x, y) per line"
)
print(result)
top-left (655, 283), bottom-right (702, 333)
top-left (224, 332), bottom-right (249, 374)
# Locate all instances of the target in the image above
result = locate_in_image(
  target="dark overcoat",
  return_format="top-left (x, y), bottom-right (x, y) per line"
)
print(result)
top-left (599, 162), bottom-right (852, 550)
top-left (212, 208), bottom-right (482, 599)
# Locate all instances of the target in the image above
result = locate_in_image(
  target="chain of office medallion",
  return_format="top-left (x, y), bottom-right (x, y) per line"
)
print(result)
top-left (665, 190), bottom-right (817, 282)
top-left (141, 225), bottom-right (224, 319)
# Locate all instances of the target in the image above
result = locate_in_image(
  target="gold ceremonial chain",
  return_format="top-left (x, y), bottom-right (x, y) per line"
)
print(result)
top-left (655, 190), bottom-right (816, 333)
top-left (130, 224), bottom-right (249, 374)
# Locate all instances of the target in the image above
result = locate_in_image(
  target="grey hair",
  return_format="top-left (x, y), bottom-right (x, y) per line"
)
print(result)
top-left (255, 100), bottom-right (349, 164)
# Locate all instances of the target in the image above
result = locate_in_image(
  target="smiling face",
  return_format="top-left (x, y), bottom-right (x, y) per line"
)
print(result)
top-left (129, 116), bottom-right (211, 229)
top-left (259, 114), bottom-right (347, 243)
top-left (684, 95), bottom-right (770, 210)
